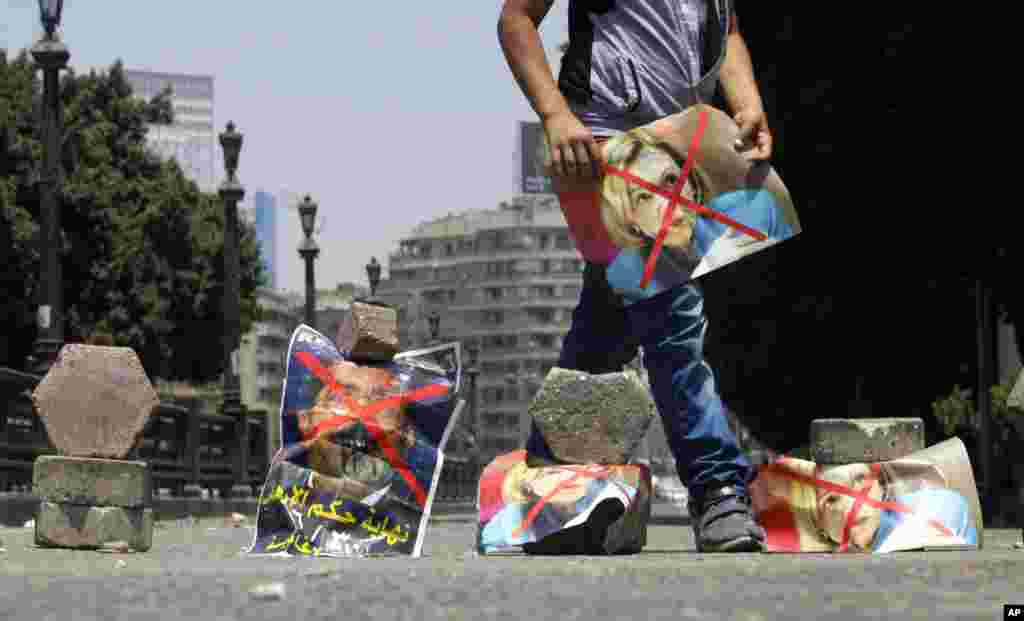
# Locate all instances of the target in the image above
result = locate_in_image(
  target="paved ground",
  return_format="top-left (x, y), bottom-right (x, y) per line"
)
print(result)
top-left (0, 503), bottom-right (1021, 621)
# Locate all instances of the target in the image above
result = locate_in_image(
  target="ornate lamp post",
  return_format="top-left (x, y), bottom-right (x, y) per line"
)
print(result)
top-left (218, 121), bottom-right (251, 499)
top-left (297, 196), bottom-right (319, 329)
top-left (28, 0), bottom-right (69, 375)
top-left (466, 344), bottom-right (481, 466)
top-left (365, 257), bottom-right (382, 301)
top-left (428, 311), bottom-right (441, 346)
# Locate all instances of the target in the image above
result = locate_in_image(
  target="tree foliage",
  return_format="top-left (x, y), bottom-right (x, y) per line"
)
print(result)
top-left (0, 50), bottom-right (265, 381)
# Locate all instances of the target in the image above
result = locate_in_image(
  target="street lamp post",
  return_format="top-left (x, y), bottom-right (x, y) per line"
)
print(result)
top-left (297, 196), bottom-right (319, 329)
top-left (466, 344), bottom-right (481, 471)
top-left (28, 0), bottom-right (69, 375)
top-left (428, 311), bottom-right (441, 346)
top-left (218, 121), bottom-right (250, 499)
top-left (365, 257), bottom-right (381, 301)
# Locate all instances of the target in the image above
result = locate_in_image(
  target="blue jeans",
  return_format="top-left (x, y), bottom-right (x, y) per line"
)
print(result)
top-left (525, 263), bottom-right (752, 503)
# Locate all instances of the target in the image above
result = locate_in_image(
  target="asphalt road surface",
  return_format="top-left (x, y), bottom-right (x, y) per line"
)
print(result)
top-left (0, 505), bottom-right (1021, 621)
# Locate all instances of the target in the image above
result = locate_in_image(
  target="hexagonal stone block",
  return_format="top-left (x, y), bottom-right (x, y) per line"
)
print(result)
top-left (32, 456), bottom-right (152, 508)
top-left (810, 418), bottom-right (924, 465)
top-left (526, 367), bottom-right (656, 466)
top-left (35, 502), bottom-right (154, 551)
top-left (32, 344), bottom-right (159, 458)
top-left (336, 301), bottom-right (399, 362)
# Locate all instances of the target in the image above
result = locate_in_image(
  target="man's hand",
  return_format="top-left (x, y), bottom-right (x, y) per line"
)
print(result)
top-left (543, 110), bottom-right (603, 180)
top-left (733, 106), bottom-right (772, 161)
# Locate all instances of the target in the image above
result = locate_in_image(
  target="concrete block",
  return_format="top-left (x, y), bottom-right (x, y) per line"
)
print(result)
top-left (32, 456), bottom-right (152, 508)
top-left (810, 418), bottom-right (925, 465)
top-left (526, 367), bottom-right (656, 465)
top-left (32, 344), bottom-right (159, 458)
top-left (35, 502), bottom-right (154, 551)
top-left (336, 301), bottom-right (399, 362)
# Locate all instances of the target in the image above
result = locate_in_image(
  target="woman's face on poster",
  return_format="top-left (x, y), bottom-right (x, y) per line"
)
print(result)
top-left (816, 463), bottom-right (884, 550)
top-left (621, 145), bottom-right (698, 248)
top-left (522, 467), bottom-right (589, 508)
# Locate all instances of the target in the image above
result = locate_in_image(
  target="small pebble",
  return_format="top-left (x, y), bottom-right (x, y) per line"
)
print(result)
top-left (24, 519), bottom-right (34, 528)
top-left (227, 513), bottom-right (247, 528)
top-left (114, 560), bottom-right (127, 569)
top-left (1015, 542), bottom-right (1023, 550)
top-left (249, 582), bottom-right (286, 601)
top-left (98, 541), bottom-right (132, 554)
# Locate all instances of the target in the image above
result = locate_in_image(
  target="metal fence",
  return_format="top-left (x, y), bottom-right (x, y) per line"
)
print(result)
top-left (0, 367), bottom-right (480, 503)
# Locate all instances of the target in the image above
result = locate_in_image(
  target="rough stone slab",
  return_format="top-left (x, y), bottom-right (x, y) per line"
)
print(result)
top-left (35, 502), bottom-right (153, 551)
top-left (32, 344), bottom-right (159, 458)
top-left (810, 418), bottom-right (924, 464)
top-left (526, 367), bottom-right (656, 466)
top-left (32, 456), bottom-right (152, 508)
top-left (337, 302), bottom-right (399, 362)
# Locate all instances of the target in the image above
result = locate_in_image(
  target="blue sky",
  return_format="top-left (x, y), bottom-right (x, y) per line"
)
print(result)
top-left (2, 0), bottom-right (570, 296)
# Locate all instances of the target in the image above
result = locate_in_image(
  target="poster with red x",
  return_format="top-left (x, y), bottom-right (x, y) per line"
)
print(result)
top-left (748, 438), bottom-right (983, 553)
top-left (554, 104), bottom-right (801, 301)
top-left (248, 324), bottom-right (463, 557)
top-left (476, 450), bottom-right (652, 555)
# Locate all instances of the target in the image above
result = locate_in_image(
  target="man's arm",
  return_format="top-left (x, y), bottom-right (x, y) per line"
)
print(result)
top-left (717, 11), bottom-right (773, 161)
top-left (498, 0), bottom-right (601, 179)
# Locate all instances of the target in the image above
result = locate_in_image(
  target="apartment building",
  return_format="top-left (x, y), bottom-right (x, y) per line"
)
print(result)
top-left (374, 194), bottom-right (586, 464)
top-left (239, 287), bottom-right (302, 456)
top-left (124, 70), bottom-right (216, 192)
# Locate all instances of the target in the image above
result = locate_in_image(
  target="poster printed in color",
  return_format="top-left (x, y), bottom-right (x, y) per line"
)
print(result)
top-left (477, 450), bottom-right (652, 554)
top-left (554, 104), bottom-right (801, 302)
top-left (749, 438), bottom-right (983, 553)
top-left (246, 324), bottom-right (463, 558)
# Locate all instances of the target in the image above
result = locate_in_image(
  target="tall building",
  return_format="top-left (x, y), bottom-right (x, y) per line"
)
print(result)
top-left (375, 195), bottom-right (584, 464)
top-left (124, 70), bottom-right (216, 192)
top-left (253, 191), bottom-right (277, 289)
top-left (239, 287), bottom-right (303, 458)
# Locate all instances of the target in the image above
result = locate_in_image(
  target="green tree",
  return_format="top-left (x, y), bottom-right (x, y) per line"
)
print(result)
top-left (0, 51), bottom-right (265, 381)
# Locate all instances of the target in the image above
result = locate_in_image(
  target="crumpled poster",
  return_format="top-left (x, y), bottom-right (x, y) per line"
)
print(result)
top-left (246, 324), bottom-right (463, 558)
top-left (476, 450), bottom-right (652, 555)
top-left (749, 438), bottom-right (984, 553)
top-left (554, 103), bottom-right (801, 300)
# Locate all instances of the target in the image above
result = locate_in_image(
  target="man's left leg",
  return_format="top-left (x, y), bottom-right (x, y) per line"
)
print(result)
top-left (626, 282), bottom-right (765, 553)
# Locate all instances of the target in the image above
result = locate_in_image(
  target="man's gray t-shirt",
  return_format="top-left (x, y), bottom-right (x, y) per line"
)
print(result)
top-left (558, 0), bottom-right (731, 137)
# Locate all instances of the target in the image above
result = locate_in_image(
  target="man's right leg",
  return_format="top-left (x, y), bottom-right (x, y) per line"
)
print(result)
top-left (524, 262), bottom-right (639, 462)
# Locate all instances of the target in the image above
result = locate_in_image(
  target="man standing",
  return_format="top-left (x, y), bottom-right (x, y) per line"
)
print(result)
top-left (498, 0), bottom-right (773, 552)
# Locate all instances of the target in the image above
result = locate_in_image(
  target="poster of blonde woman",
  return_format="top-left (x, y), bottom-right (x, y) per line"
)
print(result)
top-left (476, 450), bottom-right (652, 555)
top-left (748, 438), bottom-right (983, 553)
top-left (554, 104), bottom-right (801, 300)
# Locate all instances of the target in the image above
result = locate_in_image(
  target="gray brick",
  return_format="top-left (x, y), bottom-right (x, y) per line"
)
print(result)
top-left (35, 502), bottom-right (153, 551)
top-left (32, 456), bottom-right (152, 508)
top-left (336, 301), bottom-right (399, 362)
top-left (810, 418), bottom-right (925, 465)
top-left (527, 367), bottom-right (656, 465)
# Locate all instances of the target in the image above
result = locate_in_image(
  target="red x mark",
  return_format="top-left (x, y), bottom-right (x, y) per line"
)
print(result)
top-left (293, 351), bottom-right (450, 508)
top-left (510, 464), bottom-right (640, 539)
top-left (763, 461), bottom-right (957, 548)
top-left (602, 110), bottom-right (768, 289)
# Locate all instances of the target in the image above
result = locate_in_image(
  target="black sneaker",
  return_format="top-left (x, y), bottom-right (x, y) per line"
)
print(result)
top-left (688, 485), bottom-right (766, 553)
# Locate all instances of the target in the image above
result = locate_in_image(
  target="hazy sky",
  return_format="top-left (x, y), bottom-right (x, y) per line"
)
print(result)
top-left (2, 0), bottom-right (570, 297)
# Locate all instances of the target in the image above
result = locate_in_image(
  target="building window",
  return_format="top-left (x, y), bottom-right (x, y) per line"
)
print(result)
top-left (563, 285), bottom-right (581, 298)
top-left (556, 233), bottom-right (573, 250)
top-left (482, 310), bottom-right (504, 325)
top-left (485, 287), bottom-right (503, 301)
top-left (526, 308), bottom-right (554, 323)
top-left (486, 262), bottom-right (503, 277)
top-left (538, 234), bottom-right (550, 249)
top-left (444, 242), bottom-right (455, 256)
top-left (533, 286), bottom-right (555, 298)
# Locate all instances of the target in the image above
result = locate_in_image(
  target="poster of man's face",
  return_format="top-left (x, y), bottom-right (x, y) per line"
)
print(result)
top-left (521, 121), bottom-right (553, 194)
